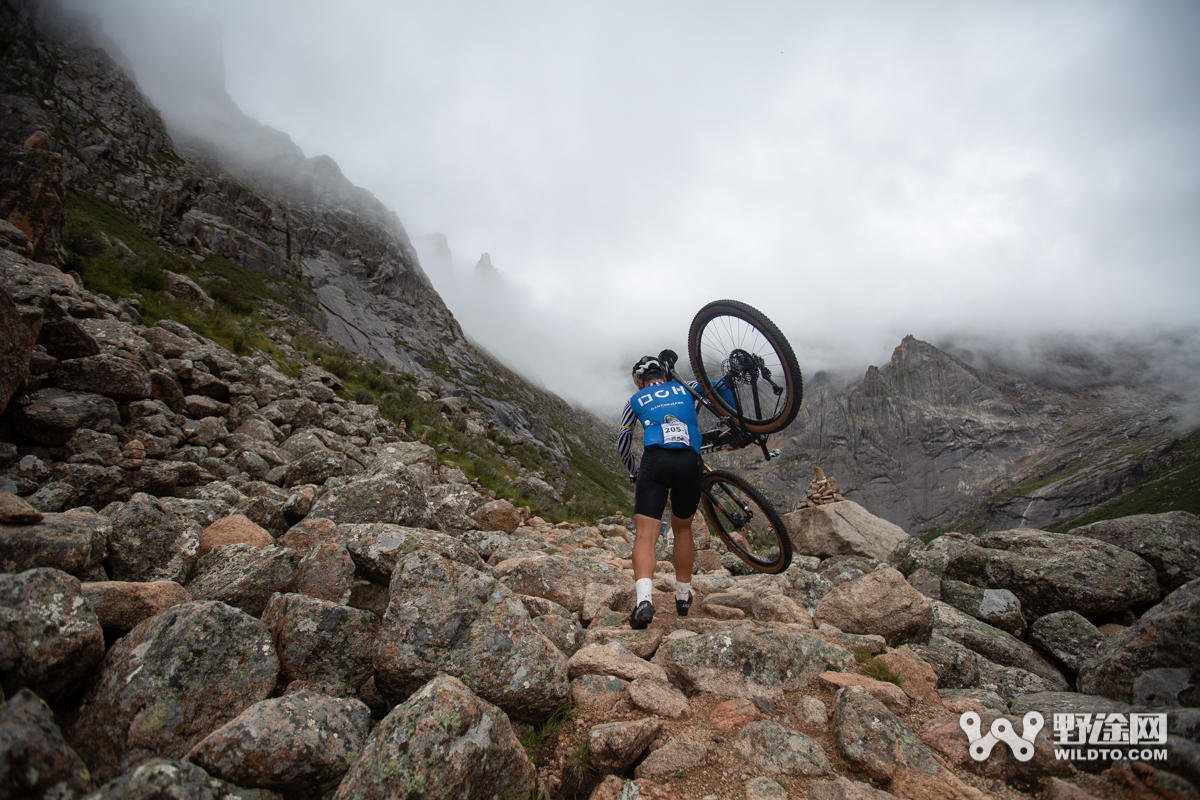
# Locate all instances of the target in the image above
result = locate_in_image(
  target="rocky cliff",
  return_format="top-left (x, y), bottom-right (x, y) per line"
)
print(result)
top-left (727, 335), bottom-right (1198, 535)
top-left (0, 0), bottom-right (615, 475)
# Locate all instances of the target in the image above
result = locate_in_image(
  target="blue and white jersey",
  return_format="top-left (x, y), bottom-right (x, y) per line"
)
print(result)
top-left (617, 380), bottom-right (701, 476)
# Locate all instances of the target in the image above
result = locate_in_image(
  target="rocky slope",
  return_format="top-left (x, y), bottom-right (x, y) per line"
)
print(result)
top-left (0, 0), bottom-right (618, 477)
top-left (728, 335), bottom-right (1198, 535)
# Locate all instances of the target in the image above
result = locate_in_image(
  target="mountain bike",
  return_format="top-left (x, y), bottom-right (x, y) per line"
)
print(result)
top-left (659, 299), bottom-right (803, 574)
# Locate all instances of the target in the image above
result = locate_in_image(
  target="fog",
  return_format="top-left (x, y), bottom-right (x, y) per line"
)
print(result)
top-left (65, 0), bottom-right (1200, 416)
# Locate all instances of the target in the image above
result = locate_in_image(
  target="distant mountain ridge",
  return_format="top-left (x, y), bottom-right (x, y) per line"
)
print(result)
top-left (720, 334), bottom-right (1199, 534)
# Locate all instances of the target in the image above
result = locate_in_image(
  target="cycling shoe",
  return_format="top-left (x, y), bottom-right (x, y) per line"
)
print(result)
top-left (675, 592), bottom-right (693, 617)
top-left (629, 601), bottom-right (655, 630)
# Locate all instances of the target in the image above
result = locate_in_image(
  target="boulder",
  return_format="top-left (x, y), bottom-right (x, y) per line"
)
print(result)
top-left (533, 613), bottom-right (583, 658)
top-left (0, 286), bottom-right (38, 415)
top-left (1078, 578), bottom-right (1200, 706)
top-left (1028, 611), bottom-right (1105, 673)
top-left (833, 686), bottom-right (987, 800)
top-left (652, 629), bottom-right (852, 699)
top-left (782, 500), bottom-right (910, 561)
top-left (0, 688), bottom-right (93, 799)
top-left (0, 507), bottom-right (109, 576)
top-left (199, 514), bottom-right (274, 555)
top-left (588, 717), bottom-right (662, 773)
top-left (291, 542), bottom-right (355, 604)
top-left (735, 720), bottom-right (831, 776)
top-left (0, 568), bottom-right (103, 698)
top-left (308, 452), bottom-right (434, 529)
top-left (332, 674), bottom-right (536, 800)
top-left (1071, 511), bottom-right (1200, 594)
top-left (341, 523), bottom-right (485, 583)
top-left (932, 601), bottom-right (1069, 690)
top-left (86, 759), bottom-right (276, 800)
top-left (50, 354), bottom-right (151, 401)
top-left (813, 567), bottom-right (933, 646)
top-left (942, 529), bottom-right (1160, 619)
top-left (627, 676), bottom-right (690, 718)
top-left (103, 492), bottom-right (201, 584)
top-left (185, 690), bottom-right (370, 797)
top-left (710, 697), bottom-right (764, 729)
top-left (818, 671), bottom-right (910, 714)
top-left (472, 498), bottom-right (521, 533)
top-left (501, 554), bottom-right (631, 614)
top-left (66, 601), bottom-right (279, 783)
top-left (578, 627), bottom-right (662, 660)
top-left (569, 642), bottom-right (668, 684)
top-left (570, 674), bottom-right (629, 715)
top-left (634, 736), bottom-right (709, 780)
top-left (186, 544), bottom-right (299, 617)
top-left (941, 579), bottom-right (1027, 637)
top-left (908, 633), bottom-right (980, 690)
top-left (11, 388), bottom-right (120, 446)
top-left (80, 580), bottom-right (190, 634)
top-left (920, 711), bottom-right (1071, 788)
top-left (0, 490), bottom-right (42, 524)
top-left (262, 593), bottom-right (378, 696)
top-left (372, 550), bottom-right (569, 720)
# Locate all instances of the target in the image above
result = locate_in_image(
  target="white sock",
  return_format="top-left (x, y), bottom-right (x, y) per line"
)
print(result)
top-left (636, 578), bottom-right (653, 606)
top-left (675, 581), bottom-right (691, 601)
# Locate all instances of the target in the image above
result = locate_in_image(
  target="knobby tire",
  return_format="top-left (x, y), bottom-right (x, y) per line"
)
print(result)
top-left (701, 469), bottom-right (793, 574)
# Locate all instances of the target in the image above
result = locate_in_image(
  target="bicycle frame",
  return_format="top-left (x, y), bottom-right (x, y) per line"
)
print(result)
top-left (660, 360), bottom-right (780, 463)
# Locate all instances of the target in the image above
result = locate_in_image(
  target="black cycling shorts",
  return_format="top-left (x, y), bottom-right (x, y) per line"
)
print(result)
top-left (634, 447), bottom-right (703, 520)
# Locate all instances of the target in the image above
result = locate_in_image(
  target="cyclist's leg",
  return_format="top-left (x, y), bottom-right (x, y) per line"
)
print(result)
top-left (666, 453), bottom-right (704, 586)
top-left (632, 449), bottom-right (670, 582)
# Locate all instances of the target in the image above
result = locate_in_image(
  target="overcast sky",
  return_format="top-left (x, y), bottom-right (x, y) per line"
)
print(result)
top-left (76, 0), bottom-right (1200, 413)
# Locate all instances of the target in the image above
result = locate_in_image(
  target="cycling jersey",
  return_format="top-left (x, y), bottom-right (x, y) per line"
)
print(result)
top-left (617, 380), bottom-right (701, 476)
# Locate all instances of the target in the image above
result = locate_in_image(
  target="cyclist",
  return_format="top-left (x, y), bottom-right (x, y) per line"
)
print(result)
top-left (617, 355), bottom-right (702, 629)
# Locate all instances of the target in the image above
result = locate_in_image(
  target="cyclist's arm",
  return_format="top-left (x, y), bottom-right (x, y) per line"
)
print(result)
top-left (617, 401), bottom-right (638, 478)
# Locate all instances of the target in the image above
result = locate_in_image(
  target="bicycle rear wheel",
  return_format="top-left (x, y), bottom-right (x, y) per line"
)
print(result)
top-left (700, 469), bottom-right (792, 574)
top-left (688, 300), bottom-right (802, 434)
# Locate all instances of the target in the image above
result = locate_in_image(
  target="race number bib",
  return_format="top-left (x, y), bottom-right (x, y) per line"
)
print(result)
top-left (661, 422), bottom-right (690, 446)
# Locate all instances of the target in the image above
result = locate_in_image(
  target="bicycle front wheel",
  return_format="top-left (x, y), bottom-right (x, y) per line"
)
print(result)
top-left (688, 300), bottom-right (802, 434)
top-left (700, 469), bottom-right (793, 574)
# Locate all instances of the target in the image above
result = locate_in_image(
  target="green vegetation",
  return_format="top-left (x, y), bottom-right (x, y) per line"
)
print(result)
top-left (62, 191), bottom-right (632, 524)
top-left (519, 702), bottom-right (575, 765)
top-left (1046, 432), bottom-right (1200, 531)
top-left (863, 659), bottom-right (904, 686)
top-left (566, 742), bottom-right (594, 775)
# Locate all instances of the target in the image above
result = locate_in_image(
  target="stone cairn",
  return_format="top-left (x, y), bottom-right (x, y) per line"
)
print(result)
top-left (798, 466), bottom-right (843, 508)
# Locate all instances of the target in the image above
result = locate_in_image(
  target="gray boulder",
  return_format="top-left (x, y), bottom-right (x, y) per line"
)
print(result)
top-left (1078, 578), bottom-right (1200, 706)
top-left (941, 579), bottom-right (1027, 637)
top-left (11, 388), bottom-right (120, 446)
top-left (186, 544), bottom-right (299, 617)
top-left (501, 554), bottom-right (631, 614)
top-left (332, 674), bottom-right (536, 800)
top-left (782, 500), bottom-right (909, 561)
top-left (0, 507), bottom-right (109, 576)
top-left (372, 550), bottom-right (569, 720)
top-left (309, 450), bottom-right (435, 530)
top-left (103, 492), bottom-right (201, 583)
top-left (1028, 611), bottom-right (1104, 672)
top-left (932, 601), bottom-right (1068, 690)
top-left (87, 760), bottom-right (277, 800)
top-left (0, 688), bottom-right (93, 799)
top-left (342, 523), bottom-right (486, 583)
top-left (813, 568), bottom-right (933, 646)
top-left (735, 720), bottom-right (830, 776)
top-left (0, 568), bottom-right (103, 698)
top-left (1072, 511), bottom-right (1200, 593)
top-left (66, 601), bottom-right (279, 783)
top-left (50, 354), bottom-right (152, 401)
top-left (832, 684), bottom-right (942, 783)
top-left (262, 593), bottom-right (377, 696)
top-left (652, 629), bottom-right (852, 699)
top-left (186, 690), bottom-right (370, 798)
top-left (942, 529), bottom-right (1160, 618)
